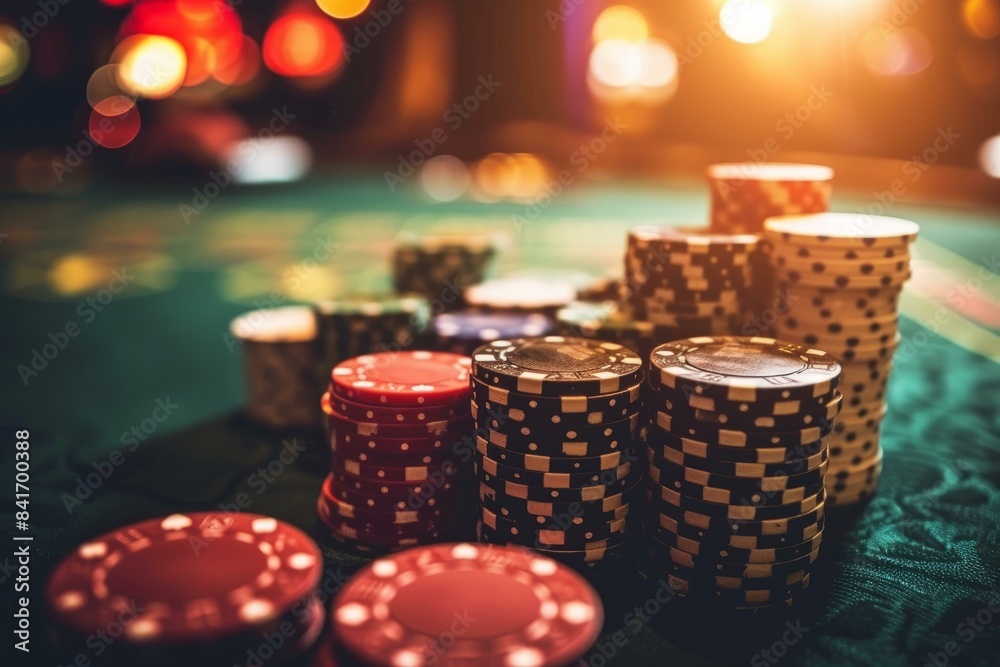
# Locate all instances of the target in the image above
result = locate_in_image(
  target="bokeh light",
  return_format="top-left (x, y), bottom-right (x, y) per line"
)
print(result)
top-left (316, 0), bottom-right (371, 20)
top-left (89, 108), bottom-right (142, 149)
top-left (861, 28), bottom-right (933, 77)
top-left (87, 65), bottom-right (136, 116)
top-left (263, 12), bottom-right (344, 78)
top-left (589, 39), bottom-right (642, 88)
top-left (0, 25), bottom-right (30, 88)
top-left (223, 136), bottom-right (312, 184)
top-left (720, 0), bottom-right (773, 45)
top-left (963, 0), bottom-right (1000, 39)
top-left (419, 155), bottom-right (469, 202)
top-left (213, 35), bottom-right (261, 85)
top-left (979, 134), bottom-right (1000, 178)
top-left (49, 254), bottom-right (108, 296)
top-left (16, 149), bottom-right (61, 194)
top-left (114, 35), bottom-right (187, 99)
top-left (593, 6), bottom-right (648, 44)
top-left (636, 39), bottom-right (678, 89)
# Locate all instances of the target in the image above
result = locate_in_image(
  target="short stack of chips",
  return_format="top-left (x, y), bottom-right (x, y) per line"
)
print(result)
top-left (319, 351), bottom-right (474, 552)
top-left (313, 295), bottom-right (430, 372)
top-left (230, 306), bottom-right (321, 429)
top-left (642, 336), bottom-right (842, 609)
top-left (763, 212), bottom-right (919, 505)
top-left (433, 310), bottom-right (555, 356)
top-left (623, 226), bottom-right (759, 339)
top-left (470, 336), bottom-right (645, 576)
top-left (392, 233), bottom-right (495, 308)
top-left (46, 513), bottom-right (324, 666)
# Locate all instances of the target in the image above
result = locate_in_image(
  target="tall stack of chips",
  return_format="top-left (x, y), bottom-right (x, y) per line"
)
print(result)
top-left (471, 336), bottom-right (645, 576)
top-left (707, 163), bottom-right (835, 336)
top-left (318, 351), bottom-right (474, 552)
top-left (392, 233), bottom-right (496, 308)
top-left (622, 226), bottom-right (759, 339)
top-left (641, 337), bottom-right (842, 608)
top-left (230, 306), bottom-right (321, 429)
top-left (763, 212), bottom-right (919, 505)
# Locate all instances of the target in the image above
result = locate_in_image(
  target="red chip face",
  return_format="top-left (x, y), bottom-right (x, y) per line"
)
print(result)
top-left (46, 513), bottom-right (322, 645)
top-left (330, 352), bottom-right (472, 407)
top-left (331, 542), bottom-right (603, 667)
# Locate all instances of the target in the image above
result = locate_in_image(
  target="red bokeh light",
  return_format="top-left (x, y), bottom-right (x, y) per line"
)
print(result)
top-left (89, 107), bottom-right (142, 149)
top-left (263, 12), bottom-right (343, 78)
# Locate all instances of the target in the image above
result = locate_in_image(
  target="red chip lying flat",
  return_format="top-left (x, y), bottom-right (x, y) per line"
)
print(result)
top-left (331, 351), bottom-right (473, 407)
top-left (46, 513), bottom-right (322, 645)
top-left (331, 542), bottom-right (604, 667)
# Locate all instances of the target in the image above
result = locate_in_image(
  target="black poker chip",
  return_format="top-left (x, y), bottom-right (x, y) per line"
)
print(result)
top-left (475, 454), bottom-right (633, 489)
top-left (645, 428), bottom-right (827, 463)
top-left (476, 436), bottom-right (639, 474)
top-left (645, 482), bottom-right (827, 521)
top-left (648, 336), bottom-right (842, 404)
top-left (648, 440), bottom-right (828, 478)
top-left (645, 527), bottom-right (824, 564)
top-left (647, 457), bottom-right (828, 500)
top-left (472, 336), bottom-right (643, 397)
top-left (478, 466), bottom-right (640, 503)
top-left (472, 377), bottom-right (642, 426)
top-left (645, 499), bottom-right (826, 539)
top-left (478, 481), bottom-right (639, 517)
top-left (478, 516), bottom-right (631, 552)
top-left (481, 507), bottom-right (633, 548)
top-left (474, 403), bottom-right (642, 447)
top-left (643, 540), bottom-right (820, 582)
top-left (652, 412), bottom-right (834, 448)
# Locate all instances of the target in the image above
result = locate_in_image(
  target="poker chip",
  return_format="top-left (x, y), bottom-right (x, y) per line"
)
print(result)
top-left (326, 406), bottom-right (472, 438)
top-left (477, 454), bottom-right (632, 489)
top-left (434, 310), bottom-right (555, 355)
top-left (479, 467), bottom-right (639, 503)
top-left (326, 391), bottom-right (467, 424)
top-left (320, 475), bottom-right (451, 523)
top-left (479, 482), bottom-right (637, 517)
top-left (763, 212), bottom-right (920, 248)
top-left (646, 463), bottom-right (826, 506)
top-left (649, 337), bottom-right (842, 403)
top-left (465, 277), bottom-right (578, 314)
top-left (685, 392), bottom-right (842, 431)
top-left (646, 527), bottom-right (823, 564)
top-left (477, 436), bottom-right (636, 473)
top-left (473, 383), bottom-right (641, 428)
top-left (654, 410), bottom-right (833, 449)
top-left (482, 507), bottom-right (629, 547)
top-left (332, 481), bottom-right (459, 513)
top-left (331, 543), bottom-right (603, 667)
top-left (472, 377), bottom-right (642, 414)
top-left (47, 513), bottom-right (323, 656)
top-left (331, 351), bottom-right (472, 407)
top-left (231, 306), bottom-right (321, 428)
top-left (647, 483), bottom-right (827, 521)
top-left (647, 432), bottom-right (828, 464)
top-left (643, 540), bottom-right (820, 581)
top-left (649, 442), bottom-right (828, 479)
top-left (392, 233), bottom-right (496, 308)
top-left (474, 405), bottom-right (642, 450)
top-left (473, 336), bottom-right (643, 396)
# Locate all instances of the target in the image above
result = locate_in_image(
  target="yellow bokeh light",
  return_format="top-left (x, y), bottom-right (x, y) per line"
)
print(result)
top-left (316, 0), bottom-right (371, 19)
top-left (49, 254), bottom-right (107, 296)
top-left (0, 25), bottom-right (29, 87)
top-left (861, 28), bottom-right (932, 77)
top-left (637, 38), bottom-right (678, 89)
top-left (963, 0), bottom-right (1000, 39)
top-left (593, 6), bottom-right (648, 44)
top-left (979, 134), bottom-right (1000, 178)
top-left (115, 35), bottom-right (187, 99)
top-left (720, 0), bottom-right (773, 45)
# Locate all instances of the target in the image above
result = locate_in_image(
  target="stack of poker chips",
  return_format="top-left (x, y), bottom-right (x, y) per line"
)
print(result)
top-left (230, 306), bottom-right (321, 429)
top-left (706, 163), bottom-right (834, 235)
top-left (641, 337), bottom-right (842, 609)
top-left (318, 351), bottom-right (474, 552)
top-left (392, 233), bottom-right (495, 309)
top-left (622, 226), bottom-right (759, 339)
top-left (557, 300), bottom-right (655, 362)
top-left (764, 212), bottom-right (919, 505)
top-left (470, 336), bottom-right (645, 576)
top-left (433, 310), bottom-right (554, 356)
top-left (313, 295), bottom-right (430, 372)
top-left (707, 163), bottom-right (835, 336)
top-left (45, 513), bottom-right (324, 666)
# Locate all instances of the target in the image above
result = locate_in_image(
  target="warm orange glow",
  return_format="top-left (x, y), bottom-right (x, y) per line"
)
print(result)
top-left (49, 255), bottom-right (108, 295)
top-left (114, 35), bottom-right (187, 99)
top-left (957, 43), bottom-right (999, 87)
top-left (980, 134), bottom-right (1000, 178)
top-left (119, 0), bottom-right (243, 86)
top-left (316, 0), bottom-right (371, 20)
top-left (590, 40), bottom-right (642, 88)
top-left (720, 0), bottom-right (773, 45)
top-left (213, 35), bottom-right (261, 85)
top-left (263, 12), bottom-right (343, 78)
top-left (593, 6), bottom-right (648, 44)
top-left (420, 155), bottom-right (469, 202)
top-left (861, 28), bottom-right (932, 77)
top-left (963, 0), bottom-right (1000, 39)
top-left (89, 108), bottom-right (141, 149)
top-left (0, 25), bottom-right (29, 88)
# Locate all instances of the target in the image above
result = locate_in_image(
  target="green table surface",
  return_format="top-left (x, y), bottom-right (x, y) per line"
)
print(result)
top-left (2, 174), bottom-right (999, 667)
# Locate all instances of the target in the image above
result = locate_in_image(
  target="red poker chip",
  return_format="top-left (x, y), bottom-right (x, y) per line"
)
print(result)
top-left (331, 430), bottom-right (467, 458)
top-left (331, 351), bottom-right (472, 407)
top-left (331, 478), bottom-right (461, 513)
top-left (46, 513), bottom-right (322, 645)
top-left (320, 475), bottom-right (453, 524)
top-left (325, 407), bottom-right (473, 439)
top-left (317, 497), bottom-right (445, 548)
top-left (331, 543), bottom-right (603, 667)
top-left (325, 390), bottom-right (469, 424)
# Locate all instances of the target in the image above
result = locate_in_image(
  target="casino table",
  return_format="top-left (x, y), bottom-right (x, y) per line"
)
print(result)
top-left (2, 174), bottom-right (999, 667)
